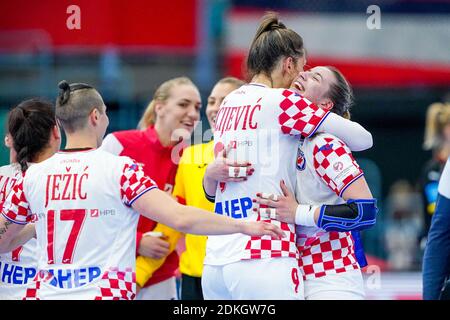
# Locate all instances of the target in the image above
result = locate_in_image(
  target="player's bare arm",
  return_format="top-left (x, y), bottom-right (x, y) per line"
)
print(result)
top-left (0, 216), bottom-right (26, 253)
top-left (2, 223), bottom-right (36, 252)
top-left (132, 188), bottom-right (285, 239)
top-left (254, 178), bottom-right (377, 232)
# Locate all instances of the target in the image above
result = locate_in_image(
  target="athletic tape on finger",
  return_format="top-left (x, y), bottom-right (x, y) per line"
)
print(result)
top-left (259, 208), bottom-right (276, 220)
top-left (260, 193), bottom-right (278, 201)
top-left (228, 166), bottom-right (247, 178)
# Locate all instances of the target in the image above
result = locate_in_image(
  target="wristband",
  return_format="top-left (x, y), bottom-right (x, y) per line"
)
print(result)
top-left (295, 204), bottom-right (317, 227)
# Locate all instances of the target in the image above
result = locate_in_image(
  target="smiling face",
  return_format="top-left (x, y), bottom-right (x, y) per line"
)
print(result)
top-left (155, 83), bottom-right (202, 138)
top-left (206, 82), bottom-right (239, 132)
top-left (292, 66), bottom-right (337, 110)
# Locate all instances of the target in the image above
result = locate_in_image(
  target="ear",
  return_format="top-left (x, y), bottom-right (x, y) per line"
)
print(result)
top-left (282, 56), bottom-right (295, 74)
top-left (90, 108), bottom-right (100, 126)
top-left (318, 98), bottom-right (334, 111)
top-left (154, 102), bottom-right (165, 118)
top-left (52, 124), bottom-right (61, 141)
top-left (4, 134), bottom-right (12, 148)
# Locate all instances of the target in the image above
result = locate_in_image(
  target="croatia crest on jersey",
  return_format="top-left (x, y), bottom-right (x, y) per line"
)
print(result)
top-left (296, 147), bottom-right (306, 171)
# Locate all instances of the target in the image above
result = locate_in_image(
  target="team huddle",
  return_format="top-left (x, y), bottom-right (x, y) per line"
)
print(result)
top-left (0, 12), bottom-right (378, 300)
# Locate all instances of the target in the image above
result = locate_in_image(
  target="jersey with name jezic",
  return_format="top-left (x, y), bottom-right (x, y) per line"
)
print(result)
top-left (295, 133), bottom-right (363, 279)
top-left (1, 149), bottom-right (157, 300)
top-left (0, 163), bottom-right (38, 299)
top-left (204, 84), bottom-right (329, 266)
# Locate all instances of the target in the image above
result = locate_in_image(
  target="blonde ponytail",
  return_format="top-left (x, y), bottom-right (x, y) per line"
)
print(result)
top-left (137, 100), bottom-right (157, 130)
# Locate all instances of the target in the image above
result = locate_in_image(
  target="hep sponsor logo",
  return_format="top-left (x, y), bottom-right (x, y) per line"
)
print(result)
top-left (0, 262), bottom-right (36, 285)
top-left (215, 197), bottom-right (252, 219)
top-left (39, 267), bottom-right (101, 289)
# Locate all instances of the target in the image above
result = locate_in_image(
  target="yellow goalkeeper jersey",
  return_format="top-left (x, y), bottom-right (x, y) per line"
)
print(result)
top-left (173, 140), bottom-right (215, 277)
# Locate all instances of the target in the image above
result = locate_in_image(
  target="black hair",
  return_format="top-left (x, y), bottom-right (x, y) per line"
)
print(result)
top-left (8, 98), bottom-right (56, 172)
top-left (57, 80), bottom-right (94, 106)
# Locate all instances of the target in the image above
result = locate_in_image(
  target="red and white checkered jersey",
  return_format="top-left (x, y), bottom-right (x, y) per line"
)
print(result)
top-left (1, 149), bottom-right (157, 299)
top-left (204, 83), bottom-right (328, 266)
top-left (0, 163), bottom-right (38, 300)
top-left (295, 133), bottom-right (363, 279)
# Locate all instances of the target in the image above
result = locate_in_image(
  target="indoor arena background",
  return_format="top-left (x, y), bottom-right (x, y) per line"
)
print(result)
top-left (1, 0), bottom-right (450, 300)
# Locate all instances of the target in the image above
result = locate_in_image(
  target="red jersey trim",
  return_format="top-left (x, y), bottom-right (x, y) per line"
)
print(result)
top-left (57, 148), bottom-right (97, 153)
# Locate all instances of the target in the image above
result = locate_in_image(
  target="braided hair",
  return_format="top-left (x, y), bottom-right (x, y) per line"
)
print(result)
top-left (7, 98), bottom-right (56, 172)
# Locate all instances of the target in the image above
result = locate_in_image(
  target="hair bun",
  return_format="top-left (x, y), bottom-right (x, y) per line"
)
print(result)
top-left (58, 80), bottom-right (70, 91)
top-left (269, 21), bottom-right (285, 31)
top-left (270, 23), bottom-right (280, 30)
top-left (57, 80), bottom-right (71, 106)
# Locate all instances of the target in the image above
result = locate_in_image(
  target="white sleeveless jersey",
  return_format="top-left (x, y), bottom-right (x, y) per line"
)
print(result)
top-left (1, 149), bottom-right (157, 300)
top-left (204, 83), bottom-right (329, 266)
top-left (0, 163), bottom-right (38, 300)
top-left (295, 133), bottom-right (363, 279)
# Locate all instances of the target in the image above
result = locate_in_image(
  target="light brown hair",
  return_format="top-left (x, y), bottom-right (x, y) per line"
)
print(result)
top-left (246, 12), bottom-right (305, 80)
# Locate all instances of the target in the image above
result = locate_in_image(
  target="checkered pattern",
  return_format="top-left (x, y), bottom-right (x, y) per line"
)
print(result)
top-left (94, 267), bottom-right (136, 300)
top-left (23, 280), bottom-right (40, 300)
top-left (243, 203), bottom-right (299, 260)
top-left (22, 270), bottom-right (55, 300)
top-left (2, 177), bottom-right (31, 225)
top-left (278, 89), bottom-right (328, 137)
top-left (297, 231), bottom-right (358, 280)
top-left (312, 136), bottom-right (363, 197)
top-left (120, 160), bottom-right (158, 206)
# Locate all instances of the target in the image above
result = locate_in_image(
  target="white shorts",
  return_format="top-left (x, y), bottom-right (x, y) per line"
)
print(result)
top-left (304, 269), bottom-right (365, 300)
top-left (202, 258), bottom-right (303, 300)
top-left (135, 276), bottom-right (178, 300)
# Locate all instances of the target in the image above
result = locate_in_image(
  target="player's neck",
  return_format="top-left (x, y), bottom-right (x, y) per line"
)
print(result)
top-left (64, 132), bottom-right (98, 150)
top-left (251, 70), bottom-right (290, 89)
top-left (34, 146), bottom-right (56, 163)
top-left (251, 74), bottom-right (273, 88)
top-left (154, 122), bottom-right (178, 147)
